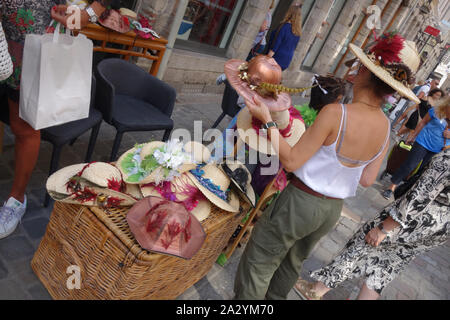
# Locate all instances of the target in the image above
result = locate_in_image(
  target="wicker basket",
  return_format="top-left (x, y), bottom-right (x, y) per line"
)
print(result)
top-left (31, 201), bottom-right (248, 300)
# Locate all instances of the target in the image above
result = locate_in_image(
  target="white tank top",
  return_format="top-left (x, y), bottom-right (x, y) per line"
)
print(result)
top-left (294, 104), bottom-right (390, 199)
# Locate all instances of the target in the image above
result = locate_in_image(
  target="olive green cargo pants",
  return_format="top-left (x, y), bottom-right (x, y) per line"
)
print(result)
top-left (234, 183), bottom-right (343, 300)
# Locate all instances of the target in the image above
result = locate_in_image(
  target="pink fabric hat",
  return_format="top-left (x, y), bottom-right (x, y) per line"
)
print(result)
top-left (99, 9), bottom-right (131, 34)
top-left (127, 197), bottom-right (206, 260)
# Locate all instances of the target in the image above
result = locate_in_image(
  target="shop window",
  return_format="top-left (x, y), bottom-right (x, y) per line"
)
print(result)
top-left (176, 0), bottom-right (246, 53)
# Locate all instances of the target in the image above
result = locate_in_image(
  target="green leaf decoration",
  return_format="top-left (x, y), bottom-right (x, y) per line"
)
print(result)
top-left (141, 155), bottom-right (159, 173)
top-left (121, 152), bottom-right (136, 174)
top-left (295, 103), bottom-right (318, 127)
top-left (127, 173), bottom-right (144, 183)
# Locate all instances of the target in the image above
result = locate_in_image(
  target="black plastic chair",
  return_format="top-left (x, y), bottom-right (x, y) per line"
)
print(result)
top-left (212, 79), bottom-right (241, 129)
top-left (42, 75), bottom-right (102, 207)
top-left (95, 58), bottom-right (176, 161)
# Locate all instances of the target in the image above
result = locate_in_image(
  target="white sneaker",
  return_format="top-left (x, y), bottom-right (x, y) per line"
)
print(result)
top-left (0, 196), bottom-right (27, 239)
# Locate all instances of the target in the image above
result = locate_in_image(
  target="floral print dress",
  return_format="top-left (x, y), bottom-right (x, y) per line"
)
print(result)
top-left (0, 0), bottom-right (113, 90)
top-left (310, 149), bottom-right (450, 294)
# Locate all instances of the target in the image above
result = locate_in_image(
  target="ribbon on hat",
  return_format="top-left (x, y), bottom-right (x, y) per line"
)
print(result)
top-left (142, 180), bottom-right (207, 212)
top-left (312, 74), bottom-right (329, 95)
top-left (190, 165), bottom-right (230, 202)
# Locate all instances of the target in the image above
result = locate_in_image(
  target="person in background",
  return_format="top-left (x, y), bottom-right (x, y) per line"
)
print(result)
top-left (382, 96), bottom-right (450, 200)
top-left (416, 78), bottom-right (439, 100)
top-left (394, 88), bottom-right (443, 138)
top-left (246, 0), bottom-right (274, 62)
top-left (0, 0), bottom-right (113, 239)
top-left (216, 1), bottom-right (274, 84)
top-left (296, 148), bottom-right (449, 300)
top-left (266, 3), bottom-right (302, 71)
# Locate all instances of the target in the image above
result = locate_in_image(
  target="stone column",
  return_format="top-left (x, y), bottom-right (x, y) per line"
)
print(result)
top-left (283, 0), bottom-right (335, 87)
top-left (226, 0), bottom-right (273, 59)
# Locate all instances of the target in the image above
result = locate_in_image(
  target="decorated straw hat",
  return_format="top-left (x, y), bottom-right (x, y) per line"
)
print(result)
top-left (348, 33), bottom-right (421, 104)
top-left (140, 173), bottom-right (211, 222)
top-left (221, 160), bottom-right (256, 208)
top-left (117, 140), bottom-right (209, 185)
top-left (187, 164), bottom-right (240, 213)
top-left (237, 106), bottom-right (305, 155)
top-left (46, 162), bottom-right (137, 208)
top-left (117, 141), bottom-right (164, 184)
top-left (184, 141), bottom-right (211, 164)
top-left (127, 197), bottom-right (206, 260)
top-left (124, 183), bottom-right (144, 200)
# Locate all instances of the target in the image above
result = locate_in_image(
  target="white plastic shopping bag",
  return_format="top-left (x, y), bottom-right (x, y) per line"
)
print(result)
top-left (19, 25), bottom-right (93, 130)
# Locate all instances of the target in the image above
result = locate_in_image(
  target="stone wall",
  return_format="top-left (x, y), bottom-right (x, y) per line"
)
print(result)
top-left (139, 0), bottom-right (180, 39)
top-left (283, 0), bottom-right (335, 87)
top-left (226, 0), bottom-right (273, 60)
top-left (133, 0), bottom-right (447, 93)
top-left (283, 0), bottom-right (408, 86)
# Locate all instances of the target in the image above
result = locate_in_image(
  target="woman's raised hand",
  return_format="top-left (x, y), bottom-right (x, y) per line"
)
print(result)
top-left (51, 5), bottom-right (90, 30)
top-left (245, 95), bottom-right (272, 124)
top-left (51, 5), bottom-right (70, 27)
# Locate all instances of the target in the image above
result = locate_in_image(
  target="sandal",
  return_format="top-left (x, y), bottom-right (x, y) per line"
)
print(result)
top-left (294, 279), bottom-right (322, 300)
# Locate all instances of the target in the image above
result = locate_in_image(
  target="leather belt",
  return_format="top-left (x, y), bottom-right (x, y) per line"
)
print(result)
top-left (290, 175), bottom-right (341, 200)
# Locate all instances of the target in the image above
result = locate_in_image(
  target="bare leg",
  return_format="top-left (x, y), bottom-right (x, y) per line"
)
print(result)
top-left (8, 98), bottom-right (41, 203)
top-left (357, 283), bottom-right (380, 300)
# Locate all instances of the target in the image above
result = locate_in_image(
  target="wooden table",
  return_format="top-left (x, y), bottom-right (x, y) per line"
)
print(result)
top-left (80, 24), bottom-right (168, 77)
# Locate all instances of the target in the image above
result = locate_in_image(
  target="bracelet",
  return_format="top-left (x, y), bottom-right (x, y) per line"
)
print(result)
top-left (262, 121), bottom-right (278, 130)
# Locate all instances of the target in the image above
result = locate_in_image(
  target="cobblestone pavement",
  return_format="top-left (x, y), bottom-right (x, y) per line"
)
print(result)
top-left (0, 93), bottom-right (448, 300)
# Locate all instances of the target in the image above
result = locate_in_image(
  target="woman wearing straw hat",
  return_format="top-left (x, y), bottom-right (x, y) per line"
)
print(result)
top-left (234, 33), bottom-right (422, 300)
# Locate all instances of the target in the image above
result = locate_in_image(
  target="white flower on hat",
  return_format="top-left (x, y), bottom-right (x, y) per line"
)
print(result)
top-left (153, 139), bottom-right (194, 170)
